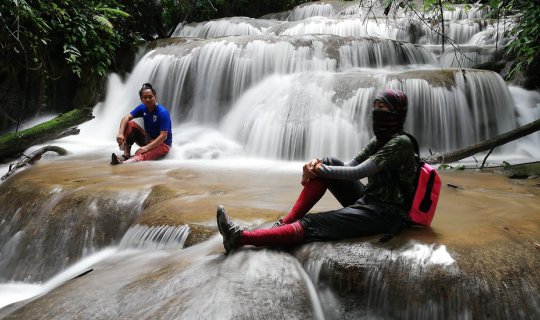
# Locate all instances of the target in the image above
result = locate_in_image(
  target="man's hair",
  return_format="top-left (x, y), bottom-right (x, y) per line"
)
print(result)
top-left (139, 83), bottom-right (156, 96)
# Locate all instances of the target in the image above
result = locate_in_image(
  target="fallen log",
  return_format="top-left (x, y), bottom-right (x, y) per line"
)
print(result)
top-left (425, 118), bottom-right (540, 164)
top-left (0, 108), bottom-right (94, 162)
top-left (1, 145), bottom-right (68, 181)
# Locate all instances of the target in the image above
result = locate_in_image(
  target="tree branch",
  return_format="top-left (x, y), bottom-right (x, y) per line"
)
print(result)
top-left (425, 118), bottom-right (540, 164)
top-left (402, 1), bottom-right (473, 66)
top-left (1, 145), bottom-right (68, 181)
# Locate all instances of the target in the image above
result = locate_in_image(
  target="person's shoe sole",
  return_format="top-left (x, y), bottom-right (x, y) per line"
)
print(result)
top-left (216, 205), bottom-right (235, 255)
top-left (111, 153), bottom-right (122, 165)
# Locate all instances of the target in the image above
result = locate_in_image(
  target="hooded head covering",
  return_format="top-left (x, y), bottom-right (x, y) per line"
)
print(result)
top-left (372, 89), bottom-right (408, 141)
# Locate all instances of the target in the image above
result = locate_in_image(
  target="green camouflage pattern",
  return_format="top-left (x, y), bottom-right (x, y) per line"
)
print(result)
top-left (354, 134), bottom-right (417, 208)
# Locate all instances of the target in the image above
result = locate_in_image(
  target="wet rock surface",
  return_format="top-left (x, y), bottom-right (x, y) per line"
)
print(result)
top-left (0, 158), bottom-right (539, 318)
top-left (499, 161), bottom-right (540, 179)
top-left (1, 241), bottom-right (315, 320)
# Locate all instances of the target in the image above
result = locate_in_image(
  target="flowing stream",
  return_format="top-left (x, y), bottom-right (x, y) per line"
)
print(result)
top-left (1, 1), bottom-right (539, 318)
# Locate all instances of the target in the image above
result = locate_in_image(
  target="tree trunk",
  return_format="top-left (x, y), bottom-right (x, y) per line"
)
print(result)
top-left (0, 108), bottom-right (94, 162)
top-left (425, 118), bottom-right (540, 164)
top-left (438, 0), bottom-right (445, 53)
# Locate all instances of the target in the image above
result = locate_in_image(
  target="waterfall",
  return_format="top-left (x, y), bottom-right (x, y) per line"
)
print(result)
top-left (0, 182), bottom-right (150, 282)
top-left (82, 0), bottom-right (538, 162)
top-left (104, 35), bottom-right (433, 125)
top-left (118, 224), bottom-right (190, 250)
top-left (172, 17), bottom-right (279, 38)
top-left (220, 69), bottom-right (515, 159)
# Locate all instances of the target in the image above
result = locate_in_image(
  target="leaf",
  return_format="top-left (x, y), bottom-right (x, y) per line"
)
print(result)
top-left (96, 7), bottom-right (130, 18)
top-left (488, 0), bottom-right (500, 9)
top-left (93, 15), bottom-right (113, 31)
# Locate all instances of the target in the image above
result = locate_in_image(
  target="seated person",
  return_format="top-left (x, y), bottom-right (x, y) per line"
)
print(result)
top-left (216, 89), bottom-right (417, 254)
top-left (112, 83), bottom-right (172, 165)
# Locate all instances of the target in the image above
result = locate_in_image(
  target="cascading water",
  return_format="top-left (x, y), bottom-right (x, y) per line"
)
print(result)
top-left (84, 0), bottom-right (537, 161)
top-left (1, 0), bottom-right (540, 317)
top-left (118, 224), bottom-right (190, 250)
top-left (0, 183), bottom-right (151, 282)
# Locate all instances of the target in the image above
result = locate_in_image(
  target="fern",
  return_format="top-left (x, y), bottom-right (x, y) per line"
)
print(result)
top-left (95, 7), bottom-right (130, 18)
top-left (93, 14), bottom-right (114, 33)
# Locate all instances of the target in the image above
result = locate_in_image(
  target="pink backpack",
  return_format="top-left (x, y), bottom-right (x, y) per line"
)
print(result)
top-left (380, 133), bottom-right (442, 242)
top-left (402, 133), bottom-right (441, 226)
top-left (408, 162), bottom-right (441, 226)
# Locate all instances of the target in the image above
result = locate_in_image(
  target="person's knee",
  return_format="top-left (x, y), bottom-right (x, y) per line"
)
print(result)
top-left (322, 157), bottom-right (344, 166)
top-left (126, 122), bottom-right (147, 147)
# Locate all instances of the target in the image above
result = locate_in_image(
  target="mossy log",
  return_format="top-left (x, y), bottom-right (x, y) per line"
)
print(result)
top-left (426, 118), bottom-right (540, 164)
top-left (0, 108), bottom-right (94, 163)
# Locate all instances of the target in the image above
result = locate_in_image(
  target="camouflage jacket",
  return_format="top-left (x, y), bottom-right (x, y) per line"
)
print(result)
top-left (353, 134), bottom-right (417, 209)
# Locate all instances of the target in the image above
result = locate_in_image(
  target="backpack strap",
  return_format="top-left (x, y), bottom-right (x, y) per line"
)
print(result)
top-left (401, 131), bottom-right (420, 161)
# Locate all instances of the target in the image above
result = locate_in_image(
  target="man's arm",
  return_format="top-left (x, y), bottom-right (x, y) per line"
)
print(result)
top-left (314, 159), bottom-right (381, 181)
top-left (117, 114), bottom-right (134, 146)
top-left (136, 130), bottom-right (168, 154)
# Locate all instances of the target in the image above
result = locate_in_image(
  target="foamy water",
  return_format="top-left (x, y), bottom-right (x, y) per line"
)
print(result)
top-left (397, 242), bottom-right (456, 266)
top-left (0, 248), bottom-right (118, 309)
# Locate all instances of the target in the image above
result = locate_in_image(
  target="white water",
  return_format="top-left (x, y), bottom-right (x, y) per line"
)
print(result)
top-left (0, 248), bottom-right (117, 309)
top-left (118, 224), bottom-right (190, 250)
top-left (0, 222), bottom-right (192, 310)
top-left (0, 237), bottom-right (456, 313)
top-left (49, 66), bottom-right (536, 162)
top-left (397, 242), bottom-right (456, 267)
top-left (38, 0), bottom-right (533, 163)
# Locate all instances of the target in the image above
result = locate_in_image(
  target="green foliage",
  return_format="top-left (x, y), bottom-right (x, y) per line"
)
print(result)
top-left (467, 0), bottom-right (540, 82)
top-left (0, 0), bottom-right (140, 78)
top-left (1, 0), bottom-right (309, 79)
top-left (502, 1), bottom-right (540, 80)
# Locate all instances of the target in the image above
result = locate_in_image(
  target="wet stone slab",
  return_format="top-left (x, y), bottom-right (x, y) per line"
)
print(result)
top-left (0, 158), bottom-right (539, 318)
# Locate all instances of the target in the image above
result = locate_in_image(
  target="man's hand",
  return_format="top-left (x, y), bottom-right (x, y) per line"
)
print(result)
top-left (135, 146), bottom-right (149, 155)
top-left (117, 114), bottom-right (133, 149)
top-left (301, 158), bottom-right (322, 185)
top-left (116, 134), bottom-right (125, 146)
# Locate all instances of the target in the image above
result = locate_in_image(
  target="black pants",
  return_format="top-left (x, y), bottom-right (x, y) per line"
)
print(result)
top-left (300, 157), bottom-right (402, 242)
top-left (125, 122), bottom-right (148, 147)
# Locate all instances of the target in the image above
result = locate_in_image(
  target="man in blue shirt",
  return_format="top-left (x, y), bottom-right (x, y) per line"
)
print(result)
top-left (111, 83), bottom-right (172, 165)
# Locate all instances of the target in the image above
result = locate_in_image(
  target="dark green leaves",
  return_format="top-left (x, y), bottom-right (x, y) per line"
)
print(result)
top-left (0, 0), bottom-right (137, 78)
